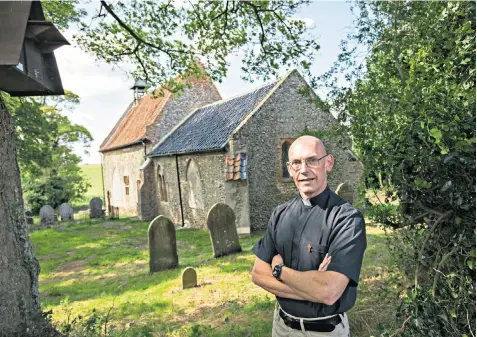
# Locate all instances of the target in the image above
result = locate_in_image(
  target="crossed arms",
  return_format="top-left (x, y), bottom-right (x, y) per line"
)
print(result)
top-left (251, 254), bottom-right (349, 306)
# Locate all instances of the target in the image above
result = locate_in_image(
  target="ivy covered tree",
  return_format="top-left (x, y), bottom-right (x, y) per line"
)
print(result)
top-left (4, 91), bottom-right (92, 214)
top-left (0, 1), bottom-right (320, 336)
top-left (321, 2), bottom-right (475, 336)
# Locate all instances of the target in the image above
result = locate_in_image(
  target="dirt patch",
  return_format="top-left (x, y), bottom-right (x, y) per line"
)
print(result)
top-left (54, 254), bottom-right (97, 274)
top-left (56, 259), bottom-right (86, 273)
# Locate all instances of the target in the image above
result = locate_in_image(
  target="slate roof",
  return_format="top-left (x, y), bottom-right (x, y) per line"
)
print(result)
top-left (148, 80), bottom-right (279, 157)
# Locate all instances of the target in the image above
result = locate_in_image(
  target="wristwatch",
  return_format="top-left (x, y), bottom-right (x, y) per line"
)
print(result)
top-left (272, 263), bottom-right (285, 281)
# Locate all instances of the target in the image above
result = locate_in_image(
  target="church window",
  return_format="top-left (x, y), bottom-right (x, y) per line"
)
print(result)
top-left (124, 175), bottom-right (130, 195)
top-left (280, 138), bottom-right (295, 181)
top-left (157, 166), bottom-right (168, 202)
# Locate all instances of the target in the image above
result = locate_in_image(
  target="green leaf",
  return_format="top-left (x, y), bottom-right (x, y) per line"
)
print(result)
top-left (430, 128), bottom-right (442, 141)
top-left (467, 259), bottom-right (473, 270)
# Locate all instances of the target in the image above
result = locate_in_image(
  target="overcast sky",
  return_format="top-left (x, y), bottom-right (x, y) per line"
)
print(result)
top-left (53, 1), bottom-right (355, 164)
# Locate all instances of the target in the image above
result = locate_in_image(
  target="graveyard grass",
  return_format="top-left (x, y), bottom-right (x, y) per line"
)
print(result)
top-left (31, 220), bottom-right (400, 337)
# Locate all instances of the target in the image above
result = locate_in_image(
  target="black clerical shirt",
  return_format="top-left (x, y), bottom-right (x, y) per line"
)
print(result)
top-left (252, 186), bottom-right (367, 318)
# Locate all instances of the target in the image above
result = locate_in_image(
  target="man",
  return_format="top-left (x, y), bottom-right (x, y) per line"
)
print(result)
top-left (251, 136), bottom-right (366, 336)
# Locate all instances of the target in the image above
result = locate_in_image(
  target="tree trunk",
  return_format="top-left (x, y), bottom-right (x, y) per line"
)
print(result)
top-left (0, 93), bottom-right (61, 337)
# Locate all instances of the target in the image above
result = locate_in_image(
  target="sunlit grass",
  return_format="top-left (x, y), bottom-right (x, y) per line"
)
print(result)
top-left (31, 219), bottom-right (399, 336)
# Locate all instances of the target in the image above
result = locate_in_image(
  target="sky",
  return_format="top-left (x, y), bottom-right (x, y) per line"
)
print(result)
top-left (53, 1), bottom-right (356, 164)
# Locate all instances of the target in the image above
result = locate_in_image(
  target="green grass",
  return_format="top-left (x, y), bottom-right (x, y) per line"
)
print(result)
top-left (31, 220), bottom-right (400, 337)
top-left (74, 164), bottom-right (103, 210)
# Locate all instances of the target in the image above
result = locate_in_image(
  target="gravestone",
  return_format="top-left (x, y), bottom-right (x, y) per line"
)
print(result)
top-left (181, 267), bottom-right (197, 289)
top-left (148, 215), bottom-right (178, 272)
top-left (59, 202), bottom-right (74, 221)
top-left (207, 203), bottom-right (242, 258)
top-left (39, 205), bottom-right (56, 225)
top-left (89, 198), bottom-right (103, 219)
top-left (25, 210), bottom-right (34, 225)
top-left (335, 183), bottom-right (355, 204)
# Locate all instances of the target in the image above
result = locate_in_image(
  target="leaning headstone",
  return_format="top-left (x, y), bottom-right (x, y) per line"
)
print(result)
top-left (89, 198), bottom-right (103, 219)
top-left (148, 215), bottom-right (178, 272)
top-left (181, 267), bottom-right (198, 289)
top-left (207, 203), bottom-right (242, 258)
top-left (59, 202), bottom-right (74, 222)
top-left (39, 205), bottom-right (56, 225)
top-left (335, 183), bottom-right (355, 204)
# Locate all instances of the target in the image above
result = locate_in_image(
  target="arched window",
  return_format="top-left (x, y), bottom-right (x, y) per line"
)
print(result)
top-left (157, 165), bottom-right (168, 202)
top-left (282, 141), bottom-right (291, 179)
top-left (186, 159), bottom-right (204, 210)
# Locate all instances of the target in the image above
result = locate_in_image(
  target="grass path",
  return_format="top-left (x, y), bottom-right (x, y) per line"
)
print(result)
top-left (31, 220), bottom-right (399, 336)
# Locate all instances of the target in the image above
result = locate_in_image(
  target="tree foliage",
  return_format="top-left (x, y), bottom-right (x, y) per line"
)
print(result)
top-left (69, 0), bottom-right (319, 92)
top-left (42, 0), bottom-right (87, 30)
top-left (3, 92), bottom-right (93, 214)
top-left (321, 2), bottom-right (475, 336)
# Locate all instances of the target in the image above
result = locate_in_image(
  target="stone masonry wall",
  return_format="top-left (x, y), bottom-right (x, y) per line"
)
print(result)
top-left (146, 80), bottom-right (222, 145)
top-left (138, 158), bottom-right (157, 221)
top-left (148, 152), bottom-right (230, 229)
top-left (102, 144), bottom-right (146, 217)
top-left (231, 71), bottom-right (363, 231)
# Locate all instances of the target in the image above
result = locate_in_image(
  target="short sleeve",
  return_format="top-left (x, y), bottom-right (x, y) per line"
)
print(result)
top-left (326, 209), bottom-right (367, 287)
top-left (252, 209), bottom-right (279, 264)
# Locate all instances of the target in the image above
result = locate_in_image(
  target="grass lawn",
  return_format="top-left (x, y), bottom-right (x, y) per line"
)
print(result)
top-left (31, 220), bottom-right (399, 337)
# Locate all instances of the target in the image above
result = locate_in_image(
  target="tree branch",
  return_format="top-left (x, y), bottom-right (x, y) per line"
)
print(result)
top-left (134, 51), bottom-right (151, 84)
top-left (414, 210), bottom-right (452, 292)
top-left (112, 42), bottom-right (141, 59)
top-left (100, 0), bottom-right (194, 61)
top-left (431, 245), bottom-right (459, 297)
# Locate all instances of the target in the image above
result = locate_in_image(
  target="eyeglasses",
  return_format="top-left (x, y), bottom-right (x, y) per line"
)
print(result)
top-left (288, 154), bottom-right (329, 171)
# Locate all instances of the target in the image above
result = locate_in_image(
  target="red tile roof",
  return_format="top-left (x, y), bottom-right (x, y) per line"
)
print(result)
top-left (99, 91), bottom-right (172, 152)
top-left (99, 66), bottom-right (221, 152)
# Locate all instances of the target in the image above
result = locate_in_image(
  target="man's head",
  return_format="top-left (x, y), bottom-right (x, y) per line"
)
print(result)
top-left (287, 136), bottom-right (334, 199)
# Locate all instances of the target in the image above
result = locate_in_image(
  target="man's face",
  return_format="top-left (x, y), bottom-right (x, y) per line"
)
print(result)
top-left (286, 139), bottom-right (334, 199)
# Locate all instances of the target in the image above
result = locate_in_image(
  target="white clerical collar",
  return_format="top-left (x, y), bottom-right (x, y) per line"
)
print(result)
top-left (302, 198), bottom-right (312, 206)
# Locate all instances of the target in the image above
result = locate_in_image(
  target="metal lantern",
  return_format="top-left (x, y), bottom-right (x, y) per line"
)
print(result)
top-left (0, 1), bottom-right (69, 96)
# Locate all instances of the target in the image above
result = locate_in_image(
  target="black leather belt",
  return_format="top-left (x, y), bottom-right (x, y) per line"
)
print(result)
top-left (279, 309), bottom-right (342, 332)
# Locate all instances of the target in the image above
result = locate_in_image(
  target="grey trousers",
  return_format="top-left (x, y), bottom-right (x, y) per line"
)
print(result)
top-left (271, 307), bottom-right (350, 337)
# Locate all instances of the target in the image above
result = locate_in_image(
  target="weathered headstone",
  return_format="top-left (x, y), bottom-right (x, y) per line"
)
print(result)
top-left (335, 183), bottom-right (355, 204)
top-left (89, 198), bottom-right (103, 219)
top-left (25, 211), bottom-right (34, 225)
top-left (109, 206), bottom-right (119, 220)
top-left (181, 267), bottom-right (197, 289)
top-left (59, 202), bottom-right (74, 221)
top-left (39, 205), bottom-right (56, 225)
top-left (148, 215), bottom-right (178, 272)
top-left (207, 203), bottom-right (242, 258)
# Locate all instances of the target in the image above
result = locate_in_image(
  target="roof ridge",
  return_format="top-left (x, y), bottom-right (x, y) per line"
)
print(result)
top-left (230, 70), bottom-right (296, 139)
top-left (196, 78), bottom-right (280, 110)
top-left (147, 75), bottom-right (285, 157)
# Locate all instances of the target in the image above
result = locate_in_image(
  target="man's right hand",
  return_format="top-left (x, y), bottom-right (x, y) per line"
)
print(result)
top-left (318, 253), bottom-right (332, 271)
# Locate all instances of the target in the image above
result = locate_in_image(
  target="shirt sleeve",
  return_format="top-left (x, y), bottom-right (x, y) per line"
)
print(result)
top-left (326, 208), bottom-right (367, 287)
top-left (252, 208), bottom-right (278, 264)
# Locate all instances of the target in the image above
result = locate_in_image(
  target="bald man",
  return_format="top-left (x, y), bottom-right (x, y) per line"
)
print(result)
top-left (251, 136), bottom-right (366, 337)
